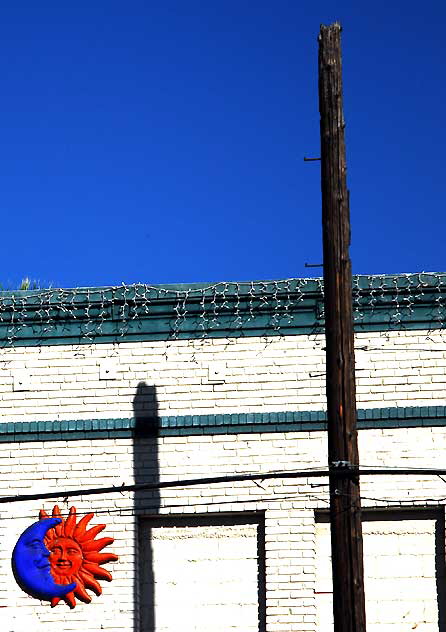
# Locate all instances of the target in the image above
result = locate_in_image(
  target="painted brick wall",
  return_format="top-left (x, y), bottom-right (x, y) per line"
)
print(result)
top-left (0, 329), bottom-right (445, 422)
top-left (143, 520), bottom-right (260, 631)
top-left (0, 325), bottom-right (445, 631)
top-left (2, 426), bottom-right (446, 631)
top-left (315, 512), bottom-right (442, 632)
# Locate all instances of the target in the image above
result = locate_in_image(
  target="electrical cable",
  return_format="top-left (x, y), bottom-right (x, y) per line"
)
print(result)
top-left (3, 466), bottom-right (446, 505)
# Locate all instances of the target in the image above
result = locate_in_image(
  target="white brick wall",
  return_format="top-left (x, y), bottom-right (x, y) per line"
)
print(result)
top-left (0, 329), bottom-right (445, 421)
top-left (1, 426), bottom-right (446, 631)
top-left (0, 327), bottom-right (445, 630)
top-left (316, 514), bottom-right (441, 632)
top-left (144, 522), bottom-right (260, 631)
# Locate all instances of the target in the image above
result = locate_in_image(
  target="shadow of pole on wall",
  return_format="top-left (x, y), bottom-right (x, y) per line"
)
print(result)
top-left (133, 382), bottom-right (160, 632)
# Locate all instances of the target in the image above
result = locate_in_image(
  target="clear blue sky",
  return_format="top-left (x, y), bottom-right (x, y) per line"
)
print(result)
top-left (1, 1), bottom-right (444, 288)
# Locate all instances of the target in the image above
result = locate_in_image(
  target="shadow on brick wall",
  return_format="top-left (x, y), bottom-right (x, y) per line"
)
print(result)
top-left (133, 382), bottom-right (160, 632)
top-left (131, 382), bottom-right (267, 631)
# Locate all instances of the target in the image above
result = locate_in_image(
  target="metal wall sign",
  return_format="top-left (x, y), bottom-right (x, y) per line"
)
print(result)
top-left (12, 505), bottom-right (118, 608)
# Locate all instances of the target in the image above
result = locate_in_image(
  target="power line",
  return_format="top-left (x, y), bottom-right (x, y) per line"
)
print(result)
top-left (0, 491), bottom-right (309, 521)
top-left (2, 466), bottom-right (446, 505)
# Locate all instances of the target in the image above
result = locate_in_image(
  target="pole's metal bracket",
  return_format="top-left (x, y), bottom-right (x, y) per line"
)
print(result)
top-left (331, 460), bottom-right (352, 468)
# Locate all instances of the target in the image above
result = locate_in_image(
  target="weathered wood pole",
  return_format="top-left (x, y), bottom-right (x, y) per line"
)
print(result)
top-left (318, 23), bottom-right (367, 632)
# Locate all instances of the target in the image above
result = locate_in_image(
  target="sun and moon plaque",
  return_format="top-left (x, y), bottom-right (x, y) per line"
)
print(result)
top-left (12, 505), bottom-right (118, 608)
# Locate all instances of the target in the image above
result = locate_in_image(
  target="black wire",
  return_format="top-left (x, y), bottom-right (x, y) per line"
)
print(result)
top-left (0, 490), bottom-right (310, 521)
top-left (2, 466), bottom-right (446, 505)
top-left (0, 468), bottom-right (329, 504)
top-left (333, 489), bottom-right (446, 507)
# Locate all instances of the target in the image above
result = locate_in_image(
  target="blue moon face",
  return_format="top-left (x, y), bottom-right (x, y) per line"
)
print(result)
top-left (12, 517), bottom-right (77, 601)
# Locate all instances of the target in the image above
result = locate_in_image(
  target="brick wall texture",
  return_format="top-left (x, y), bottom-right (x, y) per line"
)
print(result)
top-left (0, 328), bottom-right (445, 631)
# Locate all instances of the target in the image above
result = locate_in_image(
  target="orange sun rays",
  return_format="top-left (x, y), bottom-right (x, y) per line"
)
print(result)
top-left (39, 505), bottom-right (118, 608)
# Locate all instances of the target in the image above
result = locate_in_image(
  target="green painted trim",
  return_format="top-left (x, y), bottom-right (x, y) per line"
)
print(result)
top-left (1, 406), bottom-right (445, 443)
top-left (0, 273), bottom-right (445, 346)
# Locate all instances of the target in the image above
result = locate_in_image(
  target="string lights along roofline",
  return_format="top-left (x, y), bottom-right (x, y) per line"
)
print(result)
top-left (3, 271), bottom-right (445, 296)
top-left (0, 272), bottom-right (444, 345)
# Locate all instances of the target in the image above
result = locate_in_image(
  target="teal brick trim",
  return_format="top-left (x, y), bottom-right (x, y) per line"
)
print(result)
top-left (1, 406), bottom-right (445, 443)
top-left (0, 273), bottom-right (445, 346)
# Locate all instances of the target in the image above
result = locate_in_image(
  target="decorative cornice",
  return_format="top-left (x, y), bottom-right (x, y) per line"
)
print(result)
top-left (0, 273), bottom-right (445, 346)
top-left (1, 406), bottom-right (445, 442)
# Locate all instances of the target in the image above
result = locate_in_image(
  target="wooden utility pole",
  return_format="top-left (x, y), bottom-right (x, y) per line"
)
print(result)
top-left (318, 23), bottom-right (366, 632)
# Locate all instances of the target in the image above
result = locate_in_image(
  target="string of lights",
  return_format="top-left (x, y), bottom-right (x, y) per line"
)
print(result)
top-left (0, 273), bottom-right (444, 346)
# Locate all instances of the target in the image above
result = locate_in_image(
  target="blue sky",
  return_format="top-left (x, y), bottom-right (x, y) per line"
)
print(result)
top-left (1, 1), bottom-right (444, 288)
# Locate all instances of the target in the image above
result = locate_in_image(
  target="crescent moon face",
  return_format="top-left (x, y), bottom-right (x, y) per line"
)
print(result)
top-left (12, 518), bottom-right (77, 601)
